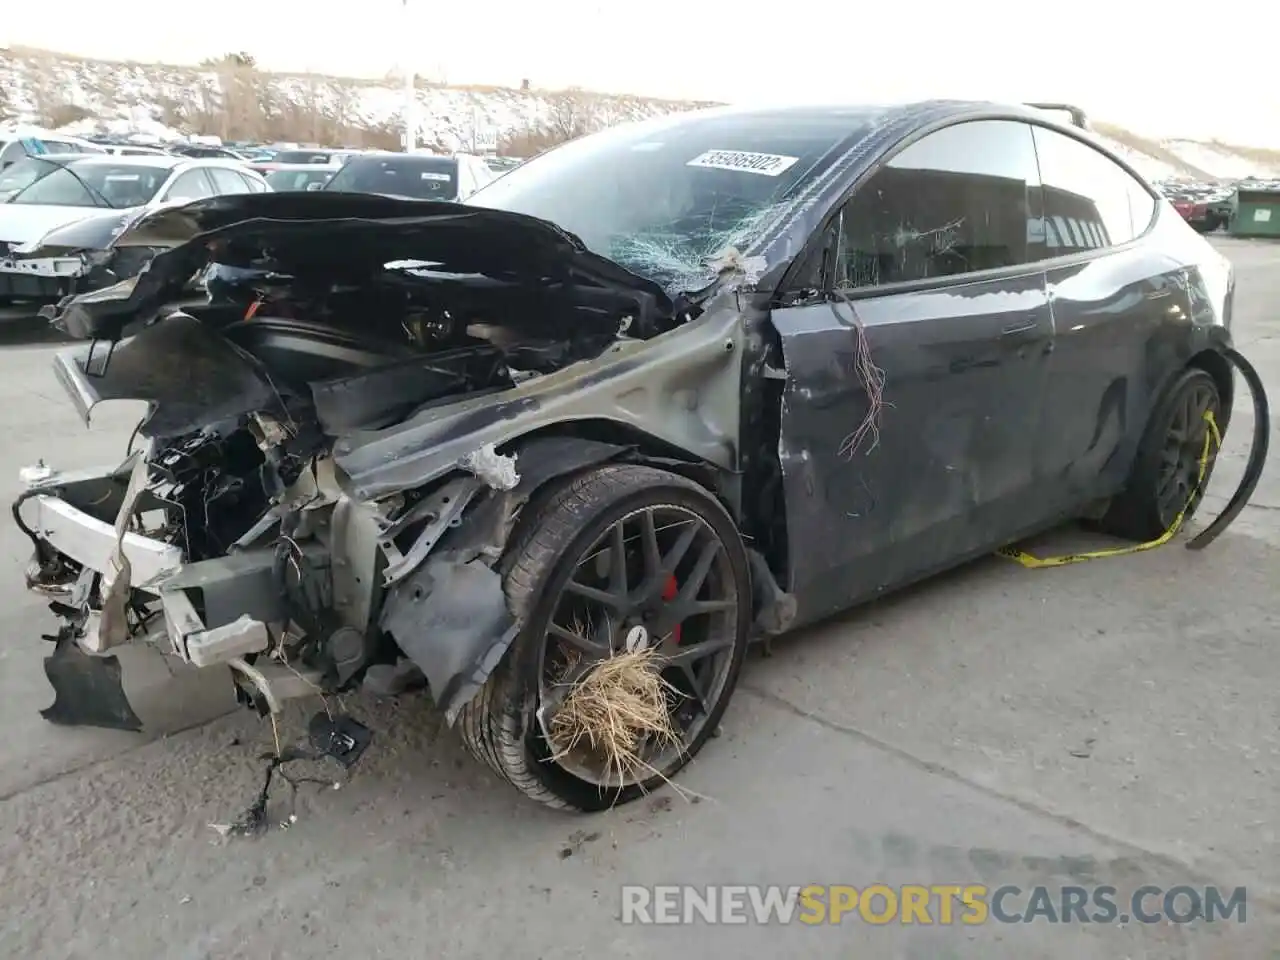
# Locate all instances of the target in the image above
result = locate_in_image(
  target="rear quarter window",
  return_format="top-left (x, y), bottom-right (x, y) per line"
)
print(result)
top-left (1031, 127), bottom-right (1156, 251)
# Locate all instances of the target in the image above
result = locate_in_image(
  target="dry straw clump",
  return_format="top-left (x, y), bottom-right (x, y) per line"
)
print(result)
top-left (547, 647), bottom-right (681, 788)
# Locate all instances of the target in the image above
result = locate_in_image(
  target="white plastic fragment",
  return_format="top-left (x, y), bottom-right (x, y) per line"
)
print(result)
top-left (19, 460), bottom-right (54, 487)
top-left (459, 444), bottom-right (520, 491)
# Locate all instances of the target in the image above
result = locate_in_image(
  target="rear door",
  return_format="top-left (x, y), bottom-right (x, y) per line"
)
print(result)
top-left (1030, 126), bottom-right (1171, 507)
top-left (770, 119), bottom-right (1054, 621)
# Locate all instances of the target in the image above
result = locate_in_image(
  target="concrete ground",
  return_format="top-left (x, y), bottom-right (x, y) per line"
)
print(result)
top-left (0, 238), bottom-right (1277, 959)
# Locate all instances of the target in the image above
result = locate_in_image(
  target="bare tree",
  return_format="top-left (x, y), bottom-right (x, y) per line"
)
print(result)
top-left (545, 87), bottom-right (596, 143)
top-left (45, 103), bottom-right (95, 128)
top-left (201, 52), bottom-right (267, 140)
top-left (26, 52), bottom-right (68, 127)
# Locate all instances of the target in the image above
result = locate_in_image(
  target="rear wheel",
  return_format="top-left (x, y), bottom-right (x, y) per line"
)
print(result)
top-left (1099, 368), bottom-right (1222, 541)
top-left (457, 464), bottom-right (752, 811)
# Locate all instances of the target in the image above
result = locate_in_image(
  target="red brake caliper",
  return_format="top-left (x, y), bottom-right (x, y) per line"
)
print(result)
top-left (662, 575), bottom-right (681, 644)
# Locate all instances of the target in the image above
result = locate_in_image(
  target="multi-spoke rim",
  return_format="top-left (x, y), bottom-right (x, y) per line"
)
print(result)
top-left (1157, 381), bottom-right (1218, 526)
top-left (534, 503), bottom-right (741, 788)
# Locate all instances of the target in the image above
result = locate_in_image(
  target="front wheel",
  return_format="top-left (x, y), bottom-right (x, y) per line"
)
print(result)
top-left (457, 464), bottom-right (752, 811)
top-left (1098, 368), bottom-right (1222, 541)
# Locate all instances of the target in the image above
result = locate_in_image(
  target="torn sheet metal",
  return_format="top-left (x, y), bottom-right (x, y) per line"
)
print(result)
top-left (52, 312), bottom-right (281, 436)
top-left (41, 633), bottom-right (143, 732)
top-left (49, 192), bottom-right (674, 343)
top-left (380, 559), bottom-right (520, 726)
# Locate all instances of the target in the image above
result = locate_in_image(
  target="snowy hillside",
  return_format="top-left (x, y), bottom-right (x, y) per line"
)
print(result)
top-left (0, 46), bottom-right (709, 154)
top-left (3, 45), bottom-right (1279, 181)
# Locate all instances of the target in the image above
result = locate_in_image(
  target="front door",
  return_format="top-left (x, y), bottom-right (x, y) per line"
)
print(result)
top-left (769, 118), bottom-right (1054, 627)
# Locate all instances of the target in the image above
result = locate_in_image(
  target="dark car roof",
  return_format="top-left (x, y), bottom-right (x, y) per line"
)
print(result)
top-left (347, 153), bottom-right (457, 164)
top-left (602, 100), bottom-right (1057, 126)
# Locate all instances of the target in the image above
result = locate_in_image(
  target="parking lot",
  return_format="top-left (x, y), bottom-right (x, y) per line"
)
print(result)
top-left (0, 237), bottom-right (1277, 958)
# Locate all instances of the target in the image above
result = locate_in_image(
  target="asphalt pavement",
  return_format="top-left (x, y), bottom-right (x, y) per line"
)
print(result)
top-left (0, 240), bottom-right (1277, 958)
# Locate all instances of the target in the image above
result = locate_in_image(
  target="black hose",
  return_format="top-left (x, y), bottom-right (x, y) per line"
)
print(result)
top-left (12, 488), bottom-right (57, 563)
top-left (1187, 347), bottom-right (1270, 551)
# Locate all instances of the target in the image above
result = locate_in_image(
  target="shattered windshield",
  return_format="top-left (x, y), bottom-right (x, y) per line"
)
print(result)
top-left (464, 108), bottom-right (877, 290)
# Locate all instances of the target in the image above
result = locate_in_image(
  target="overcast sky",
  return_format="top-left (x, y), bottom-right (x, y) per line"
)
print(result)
top-left (5, 0), bottom-right (1278, 145)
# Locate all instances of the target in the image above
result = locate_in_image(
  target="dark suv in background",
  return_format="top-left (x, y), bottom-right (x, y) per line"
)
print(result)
top-left (322, 152), bottom-right (496, 201)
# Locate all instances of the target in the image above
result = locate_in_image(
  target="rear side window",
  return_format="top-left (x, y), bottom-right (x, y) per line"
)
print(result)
top-left (836, 119), bottom-right (1044, 288)
top-left (208, 167), bottom-right (251, 195)
top-left (236, 171), bottom-right (268, 193)
top-left (164, 169), bottom-right (216, 202)
top-left (1032, 127), bottom-right (1155, 252)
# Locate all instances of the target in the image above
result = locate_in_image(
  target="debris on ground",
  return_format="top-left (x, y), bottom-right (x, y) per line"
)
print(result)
top-left (210, 711), bottom-right (373, 839)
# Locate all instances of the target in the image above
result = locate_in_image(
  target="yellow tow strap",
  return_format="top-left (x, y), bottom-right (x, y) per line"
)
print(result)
top-left (996, 410), bottom-right (1221, 569)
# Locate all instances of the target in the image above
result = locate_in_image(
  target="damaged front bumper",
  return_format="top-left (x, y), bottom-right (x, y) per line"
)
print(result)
top-left (17, 459), bottom-right (326, 729)
top-left (0, 257), bottom-right (83, 303)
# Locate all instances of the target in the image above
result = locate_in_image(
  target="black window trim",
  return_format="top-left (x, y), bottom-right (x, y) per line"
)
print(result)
top-left (776, 112), bottom-right (1164, 303)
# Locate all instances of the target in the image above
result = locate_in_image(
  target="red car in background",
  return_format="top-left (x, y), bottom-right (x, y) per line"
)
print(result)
top-left (1162, 183), bottom-right (1233, 233)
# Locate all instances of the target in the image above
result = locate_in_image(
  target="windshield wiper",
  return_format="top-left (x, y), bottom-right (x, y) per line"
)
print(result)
top-left (0, 157), bottom-right (62, 201)
top-left (54, 165), bottom-right (114, 208)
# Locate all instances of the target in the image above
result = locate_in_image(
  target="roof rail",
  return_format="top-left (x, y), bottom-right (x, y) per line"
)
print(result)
top-left (1023, 103), bottom-right (1090, 130)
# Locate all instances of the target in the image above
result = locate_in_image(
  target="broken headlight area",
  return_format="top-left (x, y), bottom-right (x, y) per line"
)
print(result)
top-left (16, 195), bottom-right (679, 746)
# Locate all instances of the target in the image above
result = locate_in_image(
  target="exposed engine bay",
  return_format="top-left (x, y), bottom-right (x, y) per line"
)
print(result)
top-left (16, 193), bottom-right (749, 739)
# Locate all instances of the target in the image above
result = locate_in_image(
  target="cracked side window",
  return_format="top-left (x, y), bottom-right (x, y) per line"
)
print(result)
top-left (834, 119), bottom-right (1044, 289)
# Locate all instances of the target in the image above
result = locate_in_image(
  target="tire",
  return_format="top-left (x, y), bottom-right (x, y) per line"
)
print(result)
top-left (457, 463), bottom-right (752, 812)
top-left (1098, 368), bottom-right (1222, 542)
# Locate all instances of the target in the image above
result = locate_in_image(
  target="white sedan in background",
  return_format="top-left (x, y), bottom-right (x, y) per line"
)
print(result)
top-left (0, 154), bottom-right (270, 305)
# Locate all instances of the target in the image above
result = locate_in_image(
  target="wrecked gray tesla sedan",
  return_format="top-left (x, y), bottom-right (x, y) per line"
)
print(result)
top-left (15, 101), bottom-right (1249, 812)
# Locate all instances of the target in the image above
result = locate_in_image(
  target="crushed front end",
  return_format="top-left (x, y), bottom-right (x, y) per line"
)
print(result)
top-left (13, 191), bottom-right (724, 742)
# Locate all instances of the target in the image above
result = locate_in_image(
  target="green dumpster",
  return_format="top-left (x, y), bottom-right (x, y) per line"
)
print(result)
top-left (1230, 186), bottom-right (1280, 238)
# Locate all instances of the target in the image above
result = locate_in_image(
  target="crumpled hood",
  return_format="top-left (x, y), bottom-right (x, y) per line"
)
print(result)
top-left (0, 204), bottom-right (114, 249)
top-left (9, 207), bottom-right (142, 257)
top-left (46, 191), bottom-right (675, 341)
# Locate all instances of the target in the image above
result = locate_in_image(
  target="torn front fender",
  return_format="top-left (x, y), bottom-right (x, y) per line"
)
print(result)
top-left (378, 434), bottom-right (628, 720)
top-left (332, 301), bottom-right (746, 501)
